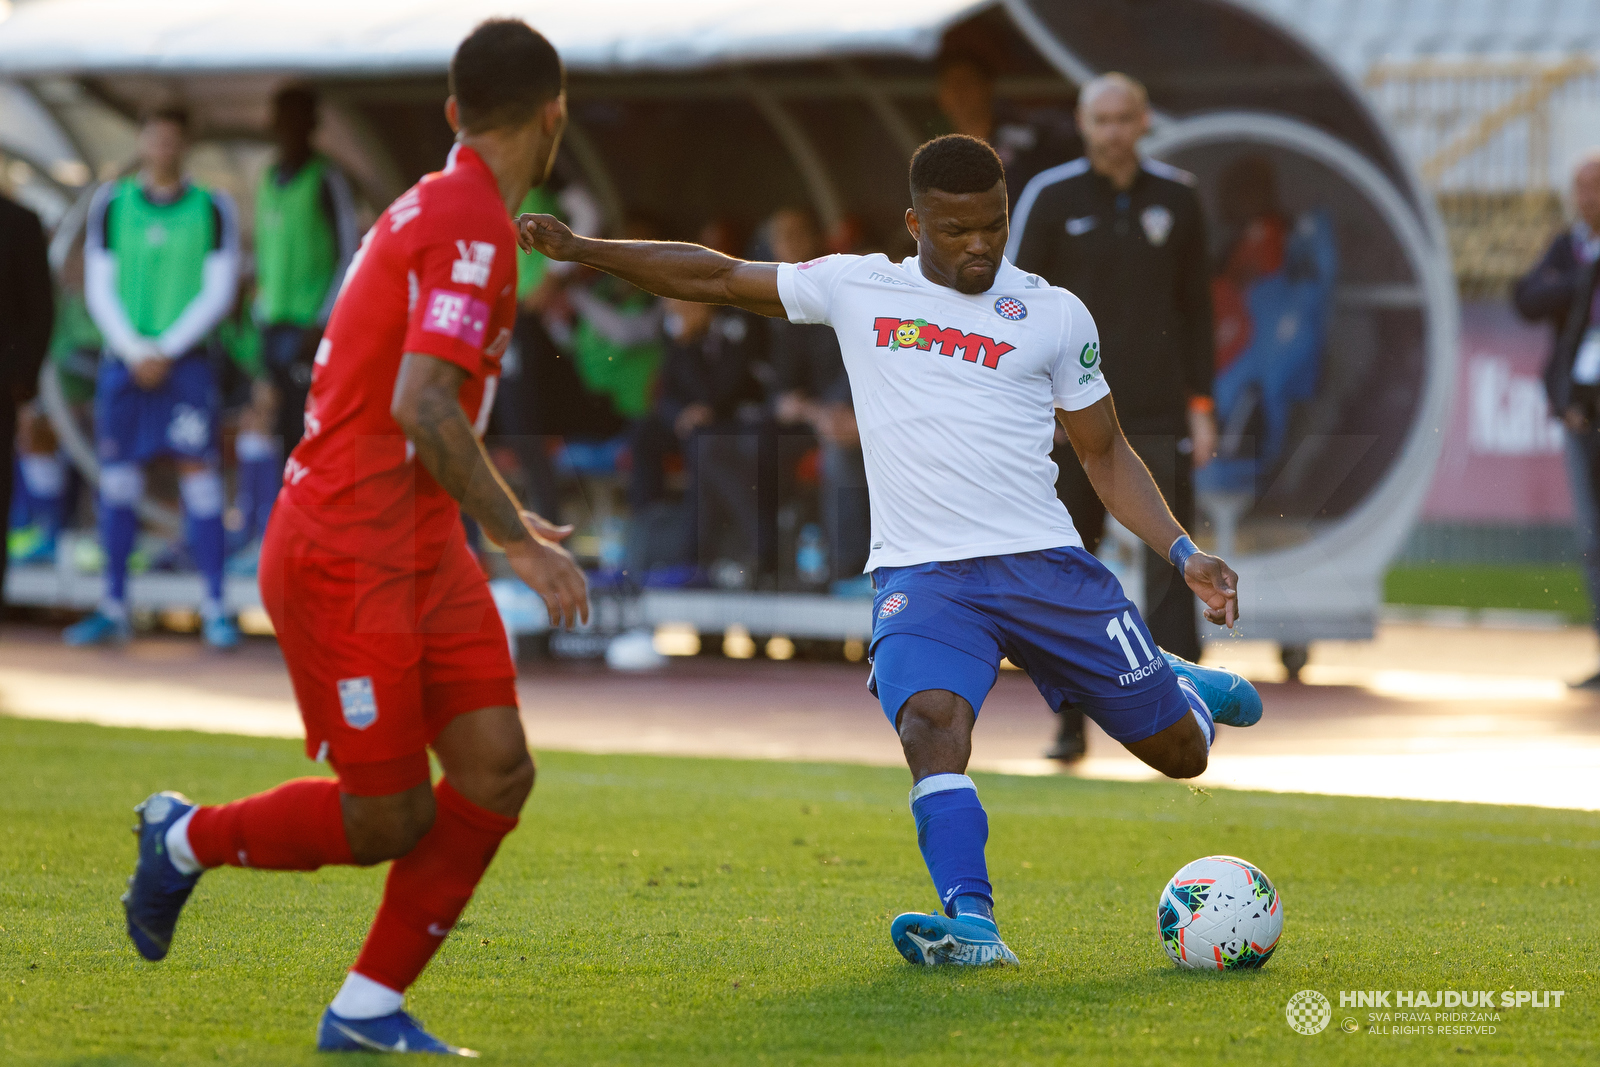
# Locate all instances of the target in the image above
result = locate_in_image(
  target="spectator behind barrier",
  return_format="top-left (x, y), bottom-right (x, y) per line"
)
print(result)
top-left (628, 286), bottom-right (768, 588)
top-left (1515, 151), bottom-right (1600, 690)
top-left (0, 187), bottom-right (55, 611)
top-left (767, 207), bottom-right (871, 593)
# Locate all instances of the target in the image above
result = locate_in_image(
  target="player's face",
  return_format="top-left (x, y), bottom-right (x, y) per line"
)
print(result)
top-left (907, 181), bottom-right (1008, 295)
top-left (138, 120), bottom-right (187, 178)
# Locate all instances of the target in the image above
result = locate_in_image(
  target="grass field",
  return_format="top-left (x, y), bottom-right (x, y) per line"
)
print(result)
top-left (1384, 564), bottom-right (1591, 622)
top-left (2, 716), bottom-right (1595, 1066)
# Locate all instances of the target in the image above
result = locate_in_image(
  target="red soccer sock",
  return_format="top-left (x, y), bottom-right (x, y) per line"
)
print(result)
top-left (350, 778), bottom-right (518, 993)
top-left (186, 777), bottom-right (355, 870)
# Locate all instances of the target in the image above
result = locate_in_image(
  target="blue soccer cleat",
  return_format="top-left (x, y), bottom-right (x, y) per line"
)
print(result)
top-left (64, 610), bottom-right (132, 647)
top-left (316, 1008), bottom-right (479, 1056)
top-left (202, 615), bottom-right (240, 650)
top-left (890, 912), bottom-right (1019, 967)
top-left (122, 791), bottom-right (202, 961)
top-left (1162, 651), bottom-right (1262, 727)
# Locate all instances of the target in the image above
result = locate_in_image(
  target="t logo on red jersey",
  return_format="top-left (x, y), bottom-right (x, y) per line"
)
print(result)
top-left (423, 289), bottom-right (490, 348)
top-left (871, 316), bottom-right (1015, 369)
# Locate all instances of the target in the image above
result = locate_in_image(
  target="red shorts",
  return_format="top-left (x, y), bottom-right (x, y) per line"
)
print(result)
top-left (260, 511), bottom-right (518, 796)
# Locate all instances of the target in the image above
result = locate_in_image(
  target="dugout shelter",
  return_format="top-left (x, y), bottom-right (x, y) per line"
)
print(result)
top-left (0, 0), bottom-right (1455, 663)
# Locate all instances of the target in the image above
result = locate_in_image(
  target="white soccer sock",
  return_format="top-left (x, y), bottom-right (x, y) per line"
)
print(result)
top-left (1176, 677), bottom-right (1215, 748)
top-left (165, 808), bottom-right (204, 876)
top-left (330, 971), bottom-right (405, 1019)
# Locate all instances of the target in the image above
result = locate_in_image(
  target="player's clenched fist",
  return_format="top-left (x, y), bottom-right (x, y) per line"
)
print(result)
top-left (504, 511), bottom-right (589, 629)
top-left (517, 213), bottom-right (580, 261)
top-left (1183, 552), bottom-right (1240, 628)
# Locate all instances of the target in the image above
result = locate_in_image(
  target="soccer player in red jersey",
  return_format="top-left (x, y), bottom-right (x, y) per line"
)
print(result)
top-left (119, 20), bottom-right (587, 1055)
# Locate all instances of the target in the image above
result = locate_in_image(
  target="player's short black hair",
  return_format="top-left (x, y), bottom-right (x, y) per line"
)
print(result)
top-left (140, 103), bottom-right (191, 132)
top-left (909, 134), bottom-right (1005, 204)
top-left (450, 18), bottom-right (565, 133)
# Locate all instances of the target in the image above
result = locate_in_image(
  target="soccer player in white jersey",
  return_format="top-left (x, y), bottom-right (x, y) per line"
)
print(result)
top-left (519, 135), bottom-right (1262, 966)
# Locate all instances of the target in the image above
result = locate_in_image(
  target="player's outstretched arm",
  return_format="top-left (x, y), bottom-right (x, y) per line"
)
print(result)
top-left (518, 213), bottom-right (786, 318)
top-left (1058, 395), bottom-right (1239, 627)
top-left (392, 352), bottom-right (589, 628)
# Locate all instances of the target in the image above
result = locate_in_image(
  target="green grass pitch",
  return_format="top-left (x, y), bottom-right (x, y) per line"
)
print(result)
top-left (2, 716), bottom-right (1595, 1065)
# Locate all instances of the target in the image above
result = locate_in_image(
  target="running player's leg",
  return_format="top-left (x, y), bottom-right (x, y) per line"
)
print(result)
top-left (999, 547), bottom-right (1257, 783)
top-left (319, 536), bottom-right (524, 1052)
top-left (869, 568), bottom-right (1018, 966)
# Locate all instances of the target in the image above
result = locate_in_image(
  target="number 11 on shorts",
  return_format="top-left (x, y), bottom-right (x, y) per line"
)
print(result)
top-left (1106, 611), bottom-right (1155, 670)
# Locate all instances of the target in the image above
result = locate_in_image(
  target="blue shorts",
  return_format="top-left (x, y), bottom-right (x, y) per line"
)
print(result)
top-left (867, 547), bottom-right (1190, 745)
top-left (96, 351), bottom-right (220, 465)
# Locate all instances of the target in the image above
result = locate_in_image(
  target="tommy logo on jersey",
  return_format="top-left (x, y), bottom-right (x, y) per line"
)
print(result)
top-left (872, 317), bottom-right (1015, 369)
top-left (423, 289), bottom-right (490, 348)
top-left (337, 676), bottom-right (378, 730)
top-left (451, 240), bottom-right (496, 287)
top-left (878, 592), bottom-right (908, 619)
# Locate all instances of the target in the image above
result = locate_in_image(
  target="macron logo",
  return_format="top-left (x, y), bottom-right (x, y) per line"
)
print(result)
top-left (872, 316), bottom-right (1015, 369)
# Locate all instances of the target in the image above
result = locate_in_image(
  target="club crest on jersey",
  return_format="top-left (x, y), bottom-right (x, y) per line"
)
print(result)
top-left (879, 592), bottom-right (908, 619)
top-left (994, 296), bottom-right (1027, 321)
top-left (871, 317), bottom-right (1015, 370)
top-left (337, 676), bottom-right (378, 730)
top-left (1141, 204), bottom-right (1174, 246)
top-left (450, 240), bottom-right (496, 287)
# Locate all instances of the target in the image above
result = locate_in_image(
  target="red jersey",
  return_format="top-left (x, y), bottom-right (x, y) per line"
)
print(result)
top-left (280, 145), bottom-right (516, 568)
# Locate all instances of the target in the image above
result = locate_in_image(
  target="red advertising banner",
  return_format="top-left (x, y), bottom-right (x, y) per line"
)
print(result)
top-left (1422, 301), bottom-right (1573, 523)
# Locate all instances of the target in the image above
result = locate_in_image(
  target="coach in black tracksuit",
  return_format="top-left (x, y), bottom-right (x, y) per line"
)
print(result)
top-left (1009, 74), bottom-right (1215, 761)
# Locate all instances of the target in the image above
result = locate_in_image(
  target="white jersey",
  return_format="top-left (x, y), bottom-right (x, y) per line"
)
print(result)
top-left (777, 252), bottom-right (1110, 571)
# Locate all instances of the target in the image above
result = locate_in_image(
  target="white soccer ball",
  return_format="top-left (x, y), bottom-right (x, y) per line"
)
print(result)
top-left (1157, 855), bottom-right (1282, 970)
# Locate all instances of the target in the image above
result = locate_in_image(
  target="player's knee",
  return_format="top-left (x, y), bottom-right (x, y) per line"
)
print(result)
top-left (178, 468), bottom-right (224, 519)
top-left (343, 787), bottom-right (436, 864)
top-left (99, 464), bottom-right (145, 508)
top-left (896, 690), bottom-right (970, 740)
top-left (1162, 744), bottom-right (1208, 780)
top-left (499, 750), bottom-right (536, 811)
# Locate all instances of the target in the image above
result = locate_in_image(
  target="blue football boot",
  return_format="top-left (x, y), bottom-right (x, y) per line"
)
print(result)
top-left (890, 912), bottom-right (1019, 967)
top-left (1162, 650), bottom-right (1263, 727)
top-left (64, 610), bottom-right (132, 647)
top-left (122, 791), bottom-right (201, 961)
top-left (202, 614), bottom-right (240, 650)
top-left (316, 1008), bottom-right (479, 1056)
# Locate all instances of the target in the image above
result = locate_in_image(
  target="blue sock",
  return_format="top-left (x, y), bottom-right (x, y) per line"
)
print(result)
top-left (9, 459), bottom-right (28, 530)
top-left (1176, 675), bottom-right (1215, 748)
top-left (909, 773), bottom-right (995, 927)
top-left (100, 504), bottom-right (137, 604)
top-left (234, 433), bottom-right (280, 543)
top-left (181, 470), bottom-right (226, 611)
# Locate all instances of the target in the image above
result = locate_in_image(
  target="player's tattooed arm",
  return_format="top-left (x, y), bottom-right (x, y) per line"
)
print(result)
top-left (392, 352), bottom-right (589, 627)
top-left (1058, 395), bottom-right (1240, 627)
top-left (517, 212), bottom-right (787, 318)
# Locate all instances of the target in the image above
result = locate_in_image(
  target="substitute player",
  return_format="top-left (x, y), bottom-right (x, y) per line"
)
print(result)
top-left (69, 105), bottom-right (241, 649)
top-left (518, 134), bottom-right (1262, 968)
top-left (119, 20), bottom-right (588, 1055)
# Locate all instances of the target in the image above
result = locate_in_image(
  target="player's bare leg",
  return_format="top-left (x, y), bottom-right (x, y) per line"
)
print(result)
top-left (889, 689), bottom-right (1017, 967)
top-left (1123, 712), bottom-right (1209, 779)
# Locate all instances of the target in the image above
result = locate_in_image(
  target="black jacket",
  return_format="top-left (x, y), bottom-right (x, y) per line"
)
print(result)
top-left (0, 193), bottom-right (54, 402)
top-left (1009, 159), bottom-right (1213, 428)
top-left (658, 309), bottom-right (767, 426)
top-left (1513, 228), bottom-right (1596, 414)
